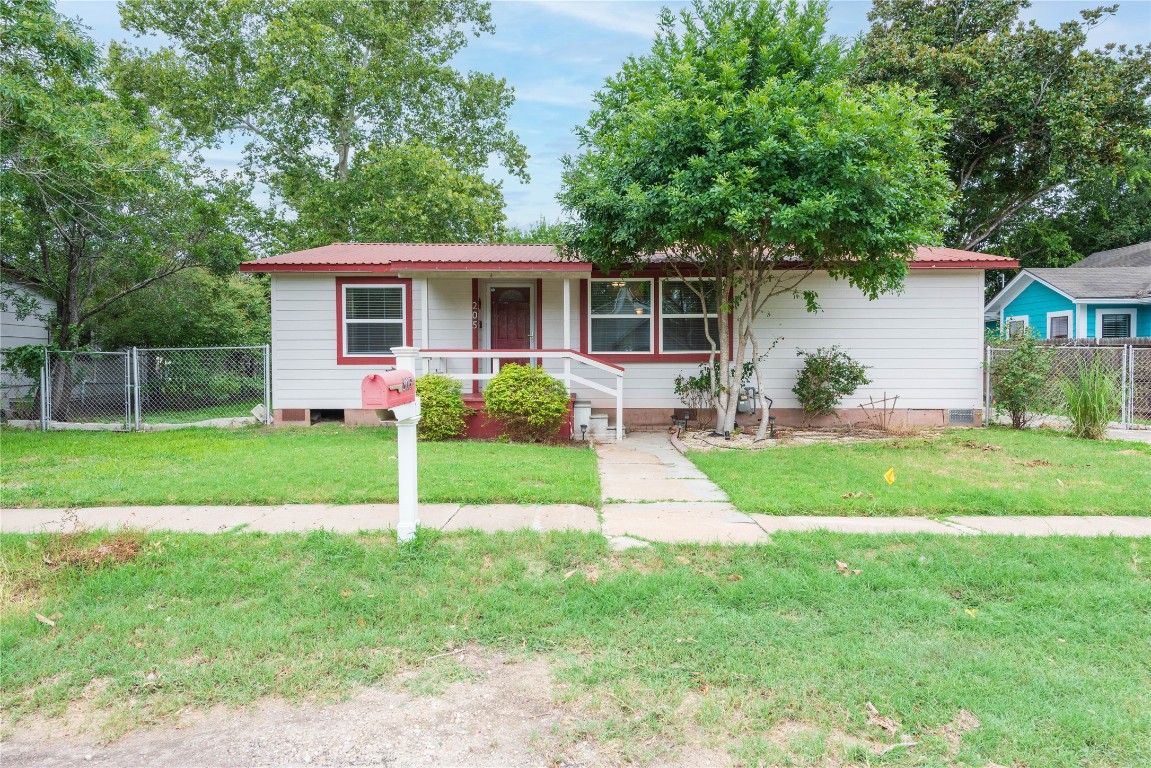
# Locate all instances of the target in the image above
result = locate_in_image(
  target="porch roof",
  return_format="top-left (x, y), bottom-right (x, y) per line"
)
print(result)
top-left (239, 242), bottom-right (1016, 273)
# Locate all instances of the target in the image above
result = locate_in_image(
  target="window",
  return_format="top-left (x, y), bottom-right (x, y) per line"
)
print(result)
top-left (1097, 309), bottom-right (1135, 339)
top-left (589, 279), bottom-right (652, 353)
top-left (661, 279), bottom-right (719, 353)
top-left (1047, 311), bottom-right (1072, 339)
top-left (1005, 316), bottom-right (1028, 338)
top-left (343, 284), bottom-right (405, 356)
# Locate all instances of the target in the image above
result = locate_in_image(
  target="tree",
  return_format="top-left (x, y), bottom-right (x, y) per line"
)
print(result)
top-left (110, 0), bottom-right (528, 247)
top-left (559, 0), bottom-right (951, 435)
top-left (1, 0), bottom-right (252, 352)
top-left (2, 0), bottom-right (253, 418)
top-left (997, 150), bottom-right (1151, 268)
top-left (498, 217), bottom-right (569, 244)
top-left (90, 271), bottom-right (270, 350)
top-left (283, 142), bottom-right (506, 247)
top-left (855, 0), bottom-right (1151, 253)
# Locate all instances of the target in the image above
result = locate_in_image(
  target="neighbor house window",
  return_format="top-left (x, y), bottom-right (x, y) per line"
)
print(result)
top-left (1097, 309), bottom-right (1135, 339)
top-left (1047, 311), bottom-right (1072, 339)
top-left (661, 279), bottom-right (720, 353)
top-left (1005, 316), bottom-right (1028, 338)
top-left (343, 284), bottom-right (405, 356)
top-left (589, 279), bottom-right (652, 353)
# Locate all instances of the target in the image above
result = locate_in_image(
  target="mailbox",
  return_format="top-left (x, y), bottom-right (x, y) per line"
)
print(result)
top-left (361, 370), bottom-right (416, 410)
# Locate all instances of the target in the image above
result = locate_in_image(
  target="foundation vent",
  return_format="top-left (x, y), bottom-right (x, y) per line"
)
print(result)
top-left (947, 409), bottom-right (975, 425)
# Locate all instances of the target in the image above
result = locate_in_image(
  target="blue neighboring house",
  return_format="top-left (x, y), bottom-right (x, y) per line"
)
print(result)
top-left (985, 241), bottom-right (1151, 340)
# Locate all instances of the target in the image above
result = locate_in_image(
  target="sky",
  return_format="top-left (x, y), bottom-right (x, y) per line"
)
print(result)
top-left (59, 0), bottom-right (1151, 229)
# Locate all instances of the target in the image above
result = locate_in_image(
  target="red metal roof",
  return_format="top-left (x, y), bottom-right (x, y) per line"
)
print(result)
top-left (239, 242), bottom-right (1017, 272)
top-left (909, 246), bottom-right (1017, 269)
top-left (239, 243), bottom-right (589, 273)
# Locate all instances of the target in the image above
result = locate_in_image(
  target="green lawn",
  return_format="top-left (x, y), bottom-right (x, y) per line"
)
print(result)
top-left (2, 529), bottom-right (1148, 766)
top-left (689, 427), bottom-right (1151, 516)
top-left (0, 425), bottom-right (600, 507)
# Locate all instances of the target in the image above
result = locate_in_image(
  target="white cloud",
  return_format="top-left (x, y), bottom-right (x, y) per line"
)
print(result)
top-left (522, 0), bottom-right (668, 38)
top-left (514, 79), bottom-right (597, 107)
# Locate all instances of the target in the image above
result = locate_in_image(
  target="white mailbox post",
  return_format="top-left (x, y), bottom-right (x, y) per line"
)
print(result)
top-left (362, 346), bottom-right (422, 544)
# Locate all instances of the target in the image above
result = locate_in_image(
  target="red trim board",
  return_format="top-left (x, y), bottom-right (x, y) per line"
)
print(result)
top-left (335, 276), bottom-right (413, 366)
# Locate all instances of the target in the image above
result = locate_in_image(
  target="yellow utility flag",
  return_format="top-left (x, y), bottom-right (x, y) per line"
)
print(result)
top-left (884, 467), bottom-right (896, 485)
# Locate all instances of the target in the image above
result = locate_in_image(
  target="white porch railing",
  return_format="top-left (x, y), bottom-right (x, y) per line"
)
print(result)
top-left (397, 347), bottom-right (625, 442)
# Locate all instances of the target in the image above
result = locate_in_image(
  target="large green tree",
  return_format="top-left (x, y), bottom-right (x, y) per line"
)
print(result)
top-left (559, 0), bottom-right (952, 435)
top-left (110, 0), bottom-right (527, 247)
top-left (1, 0), bottom-right (251, 353)
top-left (855, 0), bottom-right (1151, 253)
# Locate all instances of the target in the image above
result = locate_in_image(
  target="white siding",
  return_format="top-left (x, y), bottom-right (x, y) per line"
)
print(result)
top-left (1, 283), bottom-right (52, 349)
top-left (577, 270), bottom-right (986, 411)
top-left (1, 283), bottom-right (53, 408)
top-left (270, 270), bottom-right (985, 413)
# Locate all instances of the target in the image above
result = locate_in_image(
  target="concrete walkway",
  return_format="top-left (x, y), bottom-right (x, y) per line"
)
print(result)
top-left (2, 433), bottom-right (1148, 540)
top-left (2, 505), bottom-right (1148, 539)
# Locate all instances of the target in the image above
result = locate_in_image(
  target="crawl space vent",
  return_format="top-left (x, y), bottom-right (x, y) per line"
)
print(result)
top-left (948, 409), bottom-right (975, 425)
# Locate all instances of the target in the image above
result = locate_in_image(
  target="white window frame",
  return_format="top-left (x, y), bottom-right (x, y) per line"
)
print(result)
top-left (1046, 310), bottom-right (1073, 340)
top-left (588, 278), bottom-right (654, 355)
top-left (1095, 307), bottom-right (1136, 339)
top-left (1004, 315), bottom-right (1029, 338)
top-left (342, 283), bottom-right (407, 358)
top-left (659, 277), bottom-right (719, 354)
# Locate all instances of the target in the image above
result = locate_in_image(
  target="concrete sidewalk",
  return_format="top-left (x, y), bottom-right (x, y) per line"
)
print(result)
top-left (1, 505), bottom-right (1148, 538)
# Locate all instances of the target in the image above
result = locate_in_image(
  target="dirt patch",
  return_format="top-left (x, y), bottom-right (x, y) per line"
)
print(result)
top-left (679, 425), bottom-right (937, 452)
top-left (931, 709), bottom-right (982, 754)
top-left (0, 647), bottom-right (731, 768)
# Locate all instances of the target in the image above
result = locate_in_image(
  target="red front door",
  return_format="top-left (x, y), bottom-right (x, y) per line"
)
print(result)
top-left (491, 286), bottom-right (531, 368)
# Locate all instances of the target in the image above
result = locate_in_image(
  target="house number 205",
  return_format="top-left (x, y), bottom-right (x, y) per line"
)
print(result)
top-left (471, 300), bottom-right (480, 329)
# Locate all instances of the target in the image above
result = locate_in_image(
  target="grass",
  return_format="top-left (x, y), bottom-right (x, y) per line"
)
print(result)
top-left (689, 427), bottom-right (1151, 516)
top-left (0, 425), bottom-right (600, 507)
top-left (141, 398), bottom-right (263, 423)
top-left (2, 528), bottom-right (1148, 766)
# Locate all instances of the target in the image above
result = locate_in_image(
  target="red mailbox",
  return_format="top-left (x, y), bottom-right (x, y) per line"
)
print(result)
top-left (362, 370), bottom-right (416, 410)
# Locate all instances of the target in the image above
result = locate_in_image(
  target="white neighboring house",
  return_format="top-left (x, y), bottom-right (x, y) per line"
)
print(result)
top-left (240, 243), bottom-right (1017, 433)
top-left (0, 282), bottom-right (53, 416)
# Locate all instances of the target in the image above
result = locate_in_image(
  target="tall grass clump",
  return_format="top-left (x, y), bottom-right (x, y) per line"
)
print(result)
top-left (1061, 360), bottom-right (1121, 439)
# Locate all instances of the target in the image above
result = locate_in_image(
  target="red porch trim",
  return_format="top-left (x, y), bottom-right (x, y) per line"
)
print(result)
top-left (335, 276), bottom-right (413, 366)
top-left (471, 279), bottom-right (481, 394)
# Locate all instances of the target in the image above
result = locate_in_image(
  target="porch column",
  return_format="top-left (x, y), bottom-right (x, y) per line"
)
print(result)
top-left (563, 277), bottom-right (572, 391)
top-left (563, 278), bottom-right (571, 348)
top-left (1075, 304), bottom-right (1087, 339)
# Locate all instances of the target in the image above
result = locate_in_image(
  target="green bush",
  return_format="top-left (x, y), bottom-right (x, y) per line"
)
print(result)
top-left (483, 364), bottom-right (570, 442)
top-left (792, 346), bottom-right (870, 423)
top-left (988, 331), bottom-right (1055, 429)
top-left (414, 373), bottom-right (473, 440)
top-left (1061, 360), bottom-right (1121, 440)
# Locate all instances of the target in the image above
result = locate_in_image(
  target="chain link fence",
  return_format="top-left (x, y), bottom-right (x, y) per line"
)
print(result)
top-left (135, 346), bottom-right (269, 427)
top-left (1131, 347), bottom-right (1151, 424)
top-left (0, 350), bottom-right (43, 422)
top-left (986, 343), bottom-right (1148, 429)
top-left (3, 345), bottom-right (270, 430)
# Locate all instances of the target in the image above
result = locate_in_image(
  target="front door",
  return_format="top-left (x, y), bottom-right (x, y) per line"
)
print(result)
top-left (491, 286), bottom-right (532, 368)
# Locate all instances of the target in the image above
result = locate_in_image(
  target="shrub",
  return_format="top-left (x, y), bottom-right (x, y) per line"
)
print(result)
top-left (673, 360), bottom-right (754, 430)
top-left (988, 331), bottom-right (1054, 429)
top-left (483, 364), bottom-right (570, 442)
top-left (792, 346), bottom-right (870, 423)
top-left (414, 373), bottom-right (473, 440)
top-left (1061, 360), bottom-right (1121, 439)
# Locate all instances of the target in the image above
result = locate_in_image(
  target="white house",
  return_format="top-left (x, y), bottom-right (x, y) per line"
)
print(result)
top-left (239, 243), bottom-right (1016, 433)
top-left (1, 281), bottom-right (53, 416)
